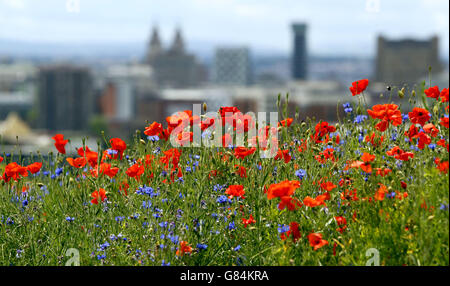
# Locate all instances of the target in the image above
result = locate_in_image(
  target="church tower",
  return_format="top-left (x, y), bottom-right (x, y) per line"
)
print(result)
top-left (146, 26), bottom-right (162, 62)
top-left (170, 28), bottom-right (185, 55)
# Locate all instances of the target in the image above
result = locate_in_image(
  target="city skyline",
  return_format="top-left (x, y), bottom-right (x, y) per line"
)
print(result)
top-left (0, 0), bottom-right (448, 60)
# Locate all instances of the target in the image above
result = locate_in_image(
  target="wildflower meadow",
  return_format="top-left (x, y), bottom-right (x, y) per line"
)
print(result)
top-left (0, 79), bottom-right (448, 266)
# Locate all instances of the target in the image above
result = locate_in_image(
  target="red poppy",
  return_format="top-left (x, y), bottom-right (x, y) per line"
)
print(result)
top-left (3, 162), bottom-right (28, 182)
top-left (278, 196), bottom-right (302, 211)
top-left (312, 121), bottom-right (336, 143)
top-left (365, 132), bottom-right (384, 147)
top-left (91, 188), bottom-right (107, 204)
top-left (341, 189), bottom-right (359, 201)
top-left (278, 118), bottom-right (294, 127)
top-left (160, 148), bottom-right (182, 170)
top-left (308, 233), bottom-right (329, 250)
top-left (176, 131), bottom-right (193, 146)
top-left (232, 113), bottom-right (255, 133)
top-left (242, 214), bottom-right (256, 228)
top-left (119, 181), bottom-right (129, 196)
top-left (234, 165), bottom-right (247, 178)
top-left (52, 134), bottom-right (69, 154)
top-left (320, 181), bottom-right (337, 192)
top-left (234, 147), bottom-right (256, 159)
top-left (404, 125), bottom-right (419, 141)
top-left (367, 104), bottom-right (402, 132)
top-left (144, 122), bottom-right (163, 137)
top-left (440, 88), bottom-right (449, 102)
top-left (200, 117), bottom-right (215, 131)
top-left (282, 222), bottom-right (301, 242)
top-left (176, 241), bottom-right (192, 256)
top-left (386, 146), bottom-right (414, 161)
top-left (66, 157), bottom-right (87, 168)
top-left (303, 192), bottom-right (330, 207)
top-left (222, 133), bottom-right (233, 147)
top-left (26, 162), bottom-right (42, 174)
top-left (408, 107), bottom-right (430, 126)
top-left (99, 163), bottom-right (119, 178)
top-left (424, 86), bottom-right (440, 100)
top-left (110, 138), bottom-right (126, 159)
top-left (349, 79), bottom-right (369, 96)
top-left (166, 110), bottom-right (192, 129)
top-left (77, 147), bottom-right (98, 168)
top-left (423, 123), bottom-right (438, 137)
top-left (374, 184), bottom-right (388, 201)
top-left (435, 159), bottom-right (449, 174)
top-left (375, 168), bottom-right (392, 177)
top-left (335, 216), bottom-right (347, 233)
top-left (266, 180), bottom-right (300, 200)
top-left (225, 185), bottom-right (245, 199)
top-left (416, 132), bottom-right (431, 150)
top-left (314, 148), bottom-right (337, 164)
top-left (274, 149), bottom-right (291, 163)
top-left (358, 152), bottom-right (375, 173)
top-left (219, 106), bottom-right (241, 126)
top-left (440, 117), bottom-right (449, 128)
top-left (126, 162), bottom-right (145, 181)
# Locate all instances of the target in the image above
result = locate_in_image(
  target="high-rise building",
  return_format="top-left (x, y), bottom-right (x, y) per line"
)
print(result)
top-left (213, 47), bottom-right (252, 86)
top-left (375, 35), bottom-right (443, 85)
top-left (292, 23), bottom-right (308, 80)
top-left (144, 26), bottom-right (207, 88)
top-left (37, 65), bottom-right (94, 131)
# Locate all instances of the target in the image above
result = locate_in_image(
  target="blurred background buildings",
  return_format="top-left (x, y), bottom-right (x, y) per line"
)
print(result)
top-left (0, 0), bottom-right (448, 152)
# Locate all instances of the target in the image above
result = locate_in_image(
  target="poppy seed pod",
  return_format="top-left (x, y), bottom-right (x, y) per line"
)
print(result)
top-left (411, 90), bottom-right (416, 97)
top-left (203, 102), bottom-right (207, 112)
top-left (398, 88), bottom-right (405, 99)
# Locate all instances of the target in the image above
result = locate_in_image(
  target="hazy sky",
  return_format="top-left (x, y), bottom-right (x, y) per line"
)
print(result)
top-left (0, 0), bottom-right (448, 57)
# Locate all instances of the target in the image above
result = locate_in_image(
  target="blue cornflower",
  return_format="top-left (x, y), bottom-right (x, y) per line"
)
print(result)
top-left (169, 234), bottom-right (179, 244)
top-left (97, 254), bottom-right (106, 260)
top-left (216, 195), bottom-right (230, 204)
top-left (233, 245), bottom-right (241, 251)
top-left (55, 167), bottom-right (63, 176)
top-left (354, 115), bottom-right (368, 124)
top-left (147, 135), bottom-right (160, 142)
top-left (99, 242), bottom-right (110, 251)
top-left (295, 169), bottom-right (307, 180)
top-left (197, 244), bottom-right (208, 250)
top-left (66, 216), bottom-right (75, 222)
top-left (343, 102), bottom-right (353, 113)
top-left (278, 224), bottom-right (290, 233)
top-left (142, 201), bottom-right (152, 209)
top-left (228, 221), bottom-right (236, 230)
